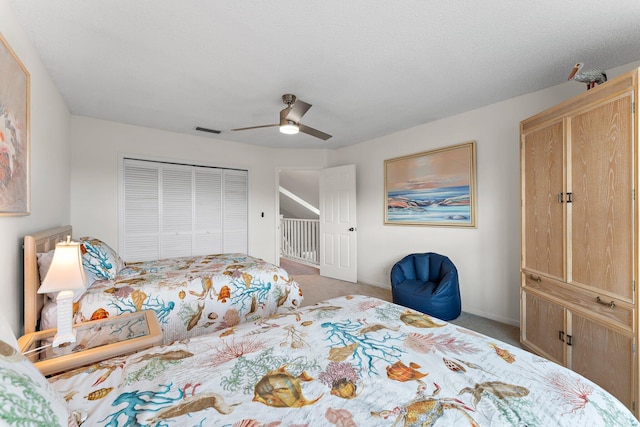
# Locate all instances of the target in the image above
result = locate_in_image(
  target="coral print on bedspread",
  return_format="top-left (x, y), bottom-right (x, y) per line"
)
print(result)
top-left (73, 253), bottom-right (303, 344)
top-left (52, 295), bottom-right (638, 426)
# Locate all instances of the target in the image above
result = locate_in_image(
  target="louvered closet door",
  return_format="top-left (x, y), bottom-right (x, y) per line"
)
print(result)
top-left (161, 165), bottom-right (193, 258)
top-left (194, 168), bottom-right (222, 254)
top-left (123, 161), bottom-right (160, 261)
top-left (223, 169), bottom-right (248, 253)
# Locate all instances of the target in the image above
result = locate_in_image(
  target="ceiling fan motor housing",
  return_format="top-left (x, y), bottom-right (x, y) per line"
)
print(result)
top-left (282, 94), bottom-right (297, 106)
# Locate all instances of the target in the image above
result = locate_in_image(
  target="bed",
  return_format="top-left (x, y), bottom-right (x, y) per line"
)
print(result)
top-left (23, 226), bottom-right (303, 344)
top-left (2, 295), bottom-right (637, 426)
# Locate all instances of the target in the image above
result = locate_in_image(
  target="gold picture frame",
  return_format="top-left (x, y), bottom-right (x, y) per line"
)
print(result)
top-left (384, 141), bottom-right (476, 227)
top-left (0, 32), bottom-right (30, 215)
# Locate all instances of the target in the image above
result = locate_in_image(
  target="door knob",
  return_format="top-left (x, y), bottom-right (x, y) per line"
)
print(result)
top-left (348, 227), bottom-right (356, 231)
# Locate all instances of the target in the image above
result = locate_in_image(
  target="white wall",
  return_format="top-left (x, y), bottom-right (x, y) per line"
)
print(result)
top-left (7, 0), bottom-right (638, 334)
top-left (69, 116), bottom-right (329, 264)
top-left (332, 61), bottom-right (640, 325)
top-left (0, 0), bottom-right (71, 335)
top-left (70, 62), bottom-right (639, 327)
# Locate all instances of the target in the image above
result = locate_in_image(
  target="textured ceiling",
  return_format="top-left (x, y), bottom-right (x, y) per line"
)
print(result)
top-left (8, 1), bottom-right (640, 149)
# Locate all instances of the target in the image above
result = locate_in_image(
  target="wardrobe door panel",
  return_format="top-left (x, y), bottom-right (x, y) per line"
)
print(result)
top-left (521, 290), bottom-right (565, 365)
top-left (521, 122), bottom-right (565, 281)
top-left (570, 94), bottom-right (634, 301)
top-left (570, 312), bottom-right (634, 411)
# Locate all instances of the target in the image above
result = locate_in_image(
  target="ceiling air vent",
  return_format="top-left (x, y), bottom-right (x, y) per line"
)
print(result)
top-left (195, 126), bottom-right (221, 134)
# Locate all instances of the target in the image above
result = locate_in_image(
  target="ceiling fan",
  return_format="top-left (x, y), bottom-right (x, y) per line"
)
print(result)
top-left (231, 94), bottom-right (332, 141)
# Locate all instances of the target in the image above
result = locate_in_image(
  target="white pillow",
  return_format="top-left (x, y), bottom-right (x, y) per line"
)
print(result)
top-left (36, 250), bottom-right (55, 283)
top-left (0, 313), bottom-right (72, 426)
top-left (40, 300), bottom-right (58, 331)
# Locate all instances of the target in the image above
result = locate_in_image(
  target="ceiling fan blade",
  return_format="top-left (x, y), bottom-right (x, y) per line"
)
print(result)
top-left (285, 100), bottom-right (312, 123)
top-left (231, 124), bottom-right (279, 131)
top-left (299, 124), bottom-right (332, 141)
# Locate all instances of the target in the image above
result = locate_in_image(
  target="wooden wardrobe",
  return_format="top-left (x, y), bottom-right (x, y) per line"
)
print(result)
top-left (520, 68), bottom-right (639, 415)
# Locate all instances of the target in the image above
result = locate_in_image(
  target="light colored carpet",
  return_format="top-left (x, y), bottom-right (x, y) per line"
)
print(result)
top-left (280, 257), bottom-right (319, 275)
top-left (291, 269), bottom-right (520, 348)
top-left (296, 274), bottom-right (392, 306)
top-left (448, 312), bottom-right (521, 348)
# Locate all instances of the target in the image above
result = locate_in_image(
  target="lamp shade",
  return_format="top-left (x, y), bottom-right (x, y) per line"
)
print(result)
top-left (37, 237), bottom-right (86, 294)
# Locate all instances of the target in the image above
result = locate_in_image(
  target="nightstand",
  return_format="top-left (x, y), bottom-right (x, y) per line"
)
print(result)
top-left (18, 310), bottom-right (163, 376)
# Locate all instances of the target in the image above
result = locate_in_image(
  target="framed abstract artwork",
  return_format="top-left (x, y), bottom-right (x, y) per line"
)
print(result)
top-left (384, 141), bottom-right (476, 227)
top-left (0, 33), bottom-right (30, 215)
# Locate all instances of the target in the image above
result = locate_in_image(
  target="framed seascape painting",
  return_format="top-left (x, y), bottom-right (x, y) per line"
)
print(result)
top-left (384, 141), bottom-right (476, 227)
top-left (0, 33), bottom-right (30, 215)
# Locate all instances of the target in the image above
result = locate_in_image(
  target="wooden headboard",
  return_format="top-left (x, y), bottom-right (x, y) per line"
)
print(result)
top-left (23, 225), bottom-right (72, 334)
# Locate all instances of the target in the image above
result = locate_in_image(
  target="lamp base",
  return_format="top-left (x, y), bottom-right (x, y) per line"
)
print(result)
top-left (53, 290), bottom-right (77, 348)
top-left (52, 329), bottom-right (76, 348)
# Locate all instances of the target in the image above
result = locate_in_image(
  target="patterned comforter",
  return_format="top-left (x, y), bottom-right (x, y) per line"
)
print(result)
top-left (71, 253), bottom-right (303, 344)
top-left (52, 295), bottom-right (638, 426)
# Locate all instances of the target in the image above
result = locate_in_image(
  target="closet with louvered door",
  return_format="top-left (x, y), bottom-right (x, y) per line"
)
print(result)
top-left (520, 68), bottom-right (638, 415)
top-left (121, 158), bottom-right (248, 262)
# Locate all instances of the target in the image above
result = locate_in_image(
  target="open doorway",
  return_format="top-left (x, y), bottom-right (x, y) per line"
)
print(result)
top-left (276, 165), bottom-right (358, 282)
top-left (277, 169), bottom-right (320, 275)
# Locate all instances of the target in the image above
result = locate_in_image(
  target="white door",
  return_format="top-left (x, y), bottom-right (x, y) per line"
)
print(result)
top-left (319, 164), bottom-right (357, 282)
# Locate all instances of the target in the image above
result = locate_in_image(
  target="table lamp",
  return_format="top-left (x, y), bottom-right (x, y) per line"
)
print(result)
top-left (37, 236), bottom-right (86, 347)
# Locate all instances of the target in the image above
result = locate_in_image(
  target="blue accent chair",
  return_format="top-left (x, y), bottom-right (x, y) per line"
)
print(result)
top-left (390, 252), bottom-right (461, 321)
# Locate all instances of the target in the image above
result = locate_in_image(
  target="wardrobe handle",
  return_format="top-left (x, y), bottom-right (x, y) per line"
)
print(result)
top-left (558, 192), bottom-right (564, 203)
top-left (558, 330), bottom-right (565, 342)
top-left (528, 274), bottom-right (542, 282)
top-left (596, 296), bottom-right (615, 309)
top-left (566, 334), bottom-right (572, 346)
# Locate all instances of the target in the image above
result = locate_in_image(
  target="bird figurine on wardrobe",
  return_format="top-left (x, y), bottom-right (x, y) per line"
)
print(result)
top-left (568, 62), bottom-right (607, 90)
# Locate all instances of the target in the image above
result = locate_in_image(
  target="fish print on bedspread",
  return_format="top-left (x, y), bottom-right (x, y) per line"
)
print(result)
top-left (52, 295), bottom-right (639, 427)
top-left (72, 253), bottom-right (303, 344)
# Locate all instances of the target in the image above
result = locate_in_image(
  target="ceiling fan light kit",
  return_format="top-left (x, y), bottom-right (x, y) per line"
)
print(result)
top-left (231, 93), bottom-right (332, 141)
top-left (279, 121), bottom-right (299, 135)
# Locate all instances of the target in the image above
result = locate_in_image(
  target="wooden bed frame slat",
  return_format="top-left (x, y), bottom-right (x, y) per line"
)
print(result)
top-left (23, 225), bottom-right (72, 335)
